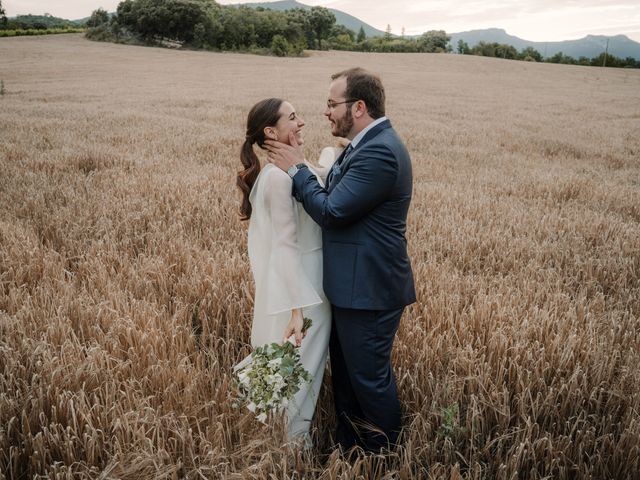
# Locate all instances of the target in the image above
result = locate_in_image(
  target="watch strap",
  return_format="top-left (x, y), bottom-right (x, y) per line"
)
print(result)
top-left (287, 163), bottom-right (308, 178)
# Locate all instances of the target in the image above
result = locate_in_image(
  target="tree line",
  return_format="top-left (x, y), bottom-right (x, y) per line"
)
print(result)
top-left (456, 40), bottom-right (639, 68)
top-left (83, 1), bottom-right (639, 68)
top-left (0, 13), bottom-right (80, 30)
top-left (83, 0), bottom-right (451, 55)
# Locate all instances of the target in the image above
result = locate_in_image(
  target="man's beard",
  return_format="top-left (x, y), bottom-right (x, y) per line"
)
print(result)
top-left (332, 108), bottom-right (354, 138)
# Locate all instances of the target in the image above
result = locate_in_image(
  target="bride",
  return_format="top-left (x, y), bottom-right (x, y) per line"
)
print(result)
top-left (236, 98), bottom-right (336, 442)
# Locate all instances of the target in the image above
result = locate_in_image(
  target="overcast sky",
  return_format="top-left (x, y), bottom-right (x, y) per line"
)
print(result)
top-left (5, 0), bottom-right (640, 42)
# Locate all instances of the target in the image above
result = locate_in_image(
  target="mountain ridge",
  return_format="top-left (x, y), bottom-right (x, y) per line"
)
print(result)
top-left (450, 28), bottom-right (640, 59)
top-left (236, 1), bottom-right (640, 59)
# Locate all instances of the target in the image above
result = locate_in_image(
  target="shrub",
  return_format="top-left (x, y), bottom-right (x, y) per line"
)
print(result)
top-left (85, 24), bottom-right (114, 42)
top-left (86, 8), bottom-right (110, 28)
top-left (270, 34), bottom-right (290, 57)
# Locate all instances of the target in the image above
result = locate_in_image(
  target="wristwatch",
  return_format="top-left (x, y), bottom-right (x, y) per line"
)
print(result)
top-left (287, 163), bottom-right (308, 178)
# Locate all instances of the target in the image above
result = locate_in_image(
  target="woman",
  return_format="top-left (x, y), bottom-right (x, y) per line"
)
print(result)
top-left (236, 98), bottom-right (334, 443)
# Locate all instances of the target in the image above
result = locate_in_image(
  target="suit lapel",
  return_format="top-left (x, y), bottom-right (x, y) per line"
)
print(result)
top-left (339, 120), bottom-right (391, 172)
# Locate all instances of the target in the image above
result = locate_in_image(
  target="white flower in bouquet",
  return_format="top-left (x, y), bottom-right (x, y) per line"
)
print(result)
top-left (233, 318), bottom-right (313, 423)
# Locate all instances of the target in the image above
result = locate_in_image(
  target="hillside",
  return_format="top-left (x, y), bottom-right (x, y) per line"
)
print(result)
top-left (6, 14), bottom-right (83, 29)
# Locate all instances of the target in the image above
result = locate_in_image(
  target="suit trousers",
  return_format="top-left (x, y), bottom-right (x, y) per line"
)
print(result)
top-left (329, 305), bottom-right (403, 452)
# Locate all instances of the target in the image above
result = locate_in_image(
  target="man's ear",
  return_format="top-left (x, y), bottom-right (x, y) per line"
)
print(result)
top-left (354, 100), bottom-right (367, 118)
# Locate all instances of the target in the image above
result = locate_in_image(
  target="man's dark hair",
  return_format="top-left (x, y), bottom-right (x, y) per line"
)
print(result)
top-left (331, 67), bottom-right (385, 119)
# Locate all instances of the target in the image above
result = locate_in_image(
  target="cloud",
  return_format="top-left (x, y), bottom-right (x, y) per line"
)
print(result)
top-left (335, 0), bottom-right (640, 41)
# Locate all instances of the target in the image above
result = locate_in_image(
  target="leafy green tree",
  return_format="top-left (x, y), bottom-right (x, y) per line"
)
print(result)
top-left (418, 30), bottom-right (450, 53)
top-left (192, 22), bottom-right (207, 48)
top-left (0, 0), bottom-right (7, 27)
top-left (330, 24), bottom-right (355, 42)
top-left (271, 34), bottom-right (290, 56)
top-left (308, 6), bottom-right (335, 49)
top-left (360, 36), bottom-right (420, 53)
top-left (216, 7), bottom-right (241, 48)
top-left (471, 41), bottom-right (496, 57)
top-left (470, 41), bottom-right (516, 58)
top-left (519, 46), bottom-right (542, 62)
top-left (457, 39), bottom-right (469, 54)
top-left (285, 8), bottom-right (313, 49)
top-left (547, 51), bottom-right (576, 64)
top-left (591, 52), bottom-right (620, 68)
top-left (329, 32), bottom-right (354, 51)
top-left (87, 8), bottom-right (110, 28)
top-left (357, 26), bottom-right (366, 43)
top-left (116, 0), bottom-right (213, 43)
top-left (495, 43), bottom-right (518, 59)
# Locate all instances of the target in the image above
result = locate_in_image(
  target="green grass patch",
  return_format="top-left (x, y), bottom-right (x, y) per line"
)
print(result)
top-left (0, 28), bottom-right (86, 37)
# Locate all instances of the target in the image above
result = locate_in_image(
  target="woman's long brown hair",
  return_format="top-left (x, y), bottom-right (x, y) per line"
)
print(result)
top-left (237, 98), bottom-right (284, 220)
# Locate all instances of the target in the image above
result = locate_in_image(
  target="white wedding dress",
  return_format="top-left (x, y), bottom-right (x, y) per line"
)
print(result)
top-left (244, 149), bottom-right (339, 441)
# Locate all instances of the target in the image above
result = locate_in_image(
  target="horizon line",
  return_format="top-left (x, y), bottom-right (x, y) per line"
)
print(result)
top-left (4, 8), bottom-right (640, 44)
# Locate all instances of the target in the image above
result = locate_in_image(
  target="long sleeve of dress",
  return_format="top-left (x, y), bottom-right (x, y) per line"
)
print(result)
top-left (264, 169), bottom-right (323, 315)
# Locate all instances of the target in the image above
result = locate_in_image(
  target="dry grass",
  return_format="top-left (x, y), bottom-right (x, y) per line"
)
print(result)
top-left (1, 33), bottom-right (639, 479)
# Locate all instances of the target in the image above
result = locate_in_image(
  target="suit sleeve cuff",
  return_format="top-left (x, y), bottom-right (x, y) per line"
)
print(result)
top-left (291, 167), bottom-right (313, 202)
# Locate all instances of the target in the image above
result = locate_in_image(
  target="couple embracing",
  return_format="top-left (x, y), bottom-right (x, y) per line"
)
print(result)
top-left (236, 67), bottom-right (416, 453)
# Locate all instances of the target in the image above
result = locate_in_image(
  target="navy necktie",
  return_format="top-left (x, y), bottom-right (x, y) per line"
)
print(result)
top-left (328, 144), bottom-right (353, 189)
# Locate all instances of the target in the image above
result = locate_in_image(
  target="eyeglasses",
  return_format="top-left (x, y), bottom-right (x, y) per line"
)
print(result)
top-left (327, 99), bottom-right (358, 109)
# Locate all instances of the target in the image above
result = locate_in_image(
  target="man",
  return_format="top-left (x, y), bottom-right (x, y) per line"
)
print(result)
top-left (265, 67), bottom-right (416, 452)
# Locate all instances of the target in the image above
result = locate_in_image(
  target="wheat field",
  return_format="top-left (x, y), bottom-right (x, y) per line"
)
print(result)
top-left (1, 33), bottom-right (639, 479)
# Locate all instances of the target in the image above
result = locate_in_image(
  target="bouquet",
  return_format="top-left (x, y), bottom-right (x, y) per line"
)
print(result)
top-left (233, 318), bottom-right (312, 423)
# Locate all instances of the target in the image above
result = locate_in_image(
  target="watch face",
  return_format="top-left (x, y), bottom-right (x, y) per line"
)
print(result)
top-left (287, 165), bottom-right (297, 177)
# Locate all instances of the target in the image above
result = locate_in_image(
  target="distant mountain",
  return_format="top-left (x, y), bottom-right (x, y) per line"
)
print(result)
top-left (450, 28), bottom-right (640, 60)
top-left (233, 0), bottom-right (385, 38)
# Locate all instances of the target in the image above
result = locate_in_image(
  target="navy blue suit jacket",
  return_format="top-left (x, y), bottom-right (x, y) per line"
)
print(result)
top-left (292, 119), bottom-right (416, 310)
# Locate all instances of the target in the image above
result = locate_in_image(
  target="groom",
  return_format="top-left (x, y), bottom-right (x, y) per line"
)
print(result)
top-left (266, 67), bottom-right (415, 452)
